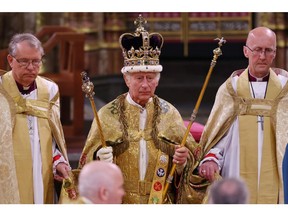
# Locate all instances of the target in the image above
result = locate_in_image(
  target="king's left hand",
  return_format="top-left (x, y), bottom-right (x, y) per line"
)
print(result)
top-left (173, 145), bottom-right (188, 166)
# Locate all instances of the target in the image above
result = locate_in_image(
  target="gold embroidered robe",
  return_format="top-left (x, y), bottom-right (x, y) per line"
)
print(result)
top-left (79, 94), bottom-right (200, 204)
top-left (194, 68), bottom-right (288, 203)
top-left (0, 84), bottom-right (20, 203)
top-left (1, 71), bottom-right (69, 204)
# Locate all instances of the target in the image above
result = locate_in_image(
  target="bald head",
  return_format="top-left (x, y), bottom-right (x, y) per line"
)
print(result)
top-left (78, 161), bottom-right (125, 204)
top-left (243, 26), bottom-right (277, 78)
top-left (246, 27), bottom-right (276, 47)
top-left (208, 177), bottom-right (249, 204)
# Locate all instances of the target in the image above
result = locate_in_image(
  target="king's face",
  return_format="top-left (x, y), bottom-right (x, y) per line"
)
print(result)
top-left (124, 72), bottom-right (159, 107)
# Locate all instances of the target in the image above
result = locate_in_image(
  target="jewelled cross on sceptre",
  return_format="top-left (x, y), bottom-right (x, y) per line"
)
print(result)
top-left (214, 37), bottom-right (226, 56)
top-left (210, 37), bottom-right (226, 67)
top-left (216, 37), bottom-right (226, 47)
top-left (257, 115), bottom-right (264, 131)
top-left (134, 14), bottom-right (147, 33)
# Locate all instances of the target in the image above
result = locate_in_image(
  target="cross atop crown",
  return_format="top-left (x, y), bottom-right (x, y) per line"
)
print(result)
top-left (134, 14), bottom-right (147, 35)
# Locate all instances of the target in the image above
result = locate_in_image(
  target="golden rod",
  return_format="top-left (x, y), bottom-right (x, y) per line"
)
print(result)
top-left (162, 37), bottom-right (226, 202)
top-left (61, 71), bottom-right (108, 201)
top-left (81, 71), bottom-right (106, 147)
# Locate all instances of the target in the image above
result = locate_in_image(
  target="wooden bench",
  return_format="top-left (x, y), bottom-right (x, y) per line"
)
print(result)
top-left (36, 26), bottom-right (85, 137)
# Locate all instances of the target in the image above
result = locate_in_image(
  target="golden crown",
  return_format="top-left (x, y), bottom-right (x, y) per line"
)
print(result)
top-left (119, 14), bottom-right (164, 73)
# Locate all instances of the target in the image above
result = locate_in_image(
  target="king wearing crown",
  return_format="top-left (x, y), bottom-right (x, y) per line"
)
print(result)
top-left (78, 14), bottom-right (201, 204)
top-left (119, 14), bottom-right (163, 74)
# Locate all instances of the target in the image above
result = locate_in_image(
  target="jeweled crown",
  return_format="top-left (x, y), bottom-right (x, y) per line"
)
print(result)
top-left (119, 14), bottom-right (164, 73)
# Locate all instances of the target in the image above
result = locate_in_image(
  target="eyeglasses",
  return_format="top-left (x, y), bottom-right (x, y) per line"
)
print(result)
top-left (245, 45), bottom-right (276, 57)
top-left (11, 55), bottom-right (43, 68)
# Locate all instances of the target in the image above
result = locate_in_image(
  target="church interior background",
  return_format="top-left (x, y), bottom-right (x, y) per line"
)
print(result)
top-left (1, 12), bottom-right (287, 167)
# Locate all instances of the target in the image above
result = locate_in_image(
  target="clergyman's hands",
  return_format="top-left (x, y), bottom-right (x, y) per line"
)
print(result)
top-left (54, 162), bottom-right (71, 181)
top-left (199, 161), bottom-right (219, 182)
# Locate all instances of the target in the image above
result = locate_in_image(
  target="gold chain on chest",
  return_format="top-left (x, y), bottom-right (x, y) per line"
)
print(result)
top-left (113, 94), bottom-right (161, 155)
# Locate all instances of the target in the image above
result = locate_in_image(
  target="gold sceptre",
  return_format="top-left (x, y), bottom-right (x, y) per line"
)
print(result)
top-left (81, 71), bottom-right (106, 147)
top-left (61, 71), bottom-right (108, 201)
top-left (162, 37), bottom-right (226, 202)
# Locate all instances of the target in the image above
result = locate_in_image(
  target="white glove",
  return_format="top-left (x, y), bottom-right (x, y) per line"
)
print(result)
top-left (96, 146), bottom-right (113, 163)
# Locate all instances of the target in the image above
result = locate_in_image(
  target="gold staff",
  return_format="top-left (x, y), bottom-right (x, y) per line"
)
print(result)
top-left (61, 71), bottom-right (108, 202)
top-left (162, 37), bottom-right (226, 202)
top-left (80, 71), bottom-right (106, 147)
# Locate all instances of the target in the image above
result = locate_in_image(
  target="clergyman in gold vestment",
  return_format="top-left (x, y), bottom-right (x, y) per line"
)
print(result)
top-left (197, 27), bottom-right (288, 203)
top-left (78, 15), bottom-right (201, 204)
top-left (0, 33), bottom-right (71, 204)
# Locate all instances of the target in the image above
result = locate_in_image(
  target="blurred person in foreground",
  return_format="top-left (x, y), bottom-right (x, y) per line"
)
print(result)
top-left (208, 177), bottom-right (249, 204)
top-left (77, 161), bottom-right (125, 204)
top-left (197, 27), bottom-right (288, 203)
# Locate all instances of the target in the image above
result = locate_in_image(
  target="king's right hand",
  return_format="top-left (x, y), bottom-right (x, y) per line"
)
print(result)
top-left (96, 146), bottom-right (113, 163)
